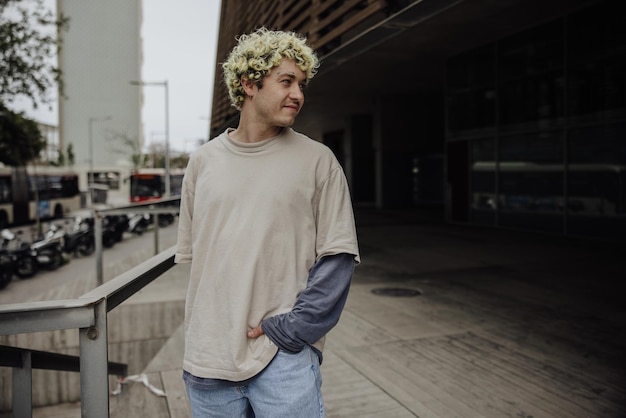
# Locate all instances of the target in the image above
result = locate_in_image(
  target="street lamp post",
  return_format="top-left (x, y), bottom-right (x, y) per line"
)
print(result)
top-left (130, 80), bottom-right (170, 197)
top-left (88, 116), bottom-right (112, 203)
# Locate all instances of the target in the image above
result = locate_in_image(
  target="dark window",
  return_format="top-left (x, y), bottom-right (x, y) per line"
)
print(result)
top-left (91, 171), bottom-right (120, 190)
top-left (568, 0), bottom-right (626, 121)
top-left (0, 176), bottom-right (12, 203)
top-left (470, 138), bottom-right (496, 224)
top-left (446, 44), bottom-right (496, 135)
top-left (498, 131), bottom-right (564, 214)
top-left (498, 19), bottom-right (565, 129)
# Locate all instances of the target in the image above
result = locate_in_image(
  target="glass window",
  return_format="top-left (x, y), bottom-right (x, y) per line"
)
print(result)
top-left (447, 44), bottom-right (496, 135)
top-left (568, 122), bottom-right (626, 216)
top-left (568, 0), bottom-right (626, 121)
top-left (447, 44), bottom-right (495, 90)
top-left (498, 131), bottom-right (564, 214)
top-left (470, 138), bottom-right (496, 225)
top-left (498, 19), bottom-right (564, 81)
top-left (499, 74), bottom-right (565, 129)
top-left (91, 171), bottom-right (120, 190)
top-left (498, 20), bottom-right (565, 130)
top-left (0, 176), bottom-right (12, 203)
top-left (447, 88), bottom-right (496, 133)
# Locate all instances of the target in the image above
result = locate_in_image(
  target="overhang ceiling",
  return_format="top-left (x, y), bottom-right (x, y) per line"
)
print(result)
top-left (294, 0), bottom-right (599, 137)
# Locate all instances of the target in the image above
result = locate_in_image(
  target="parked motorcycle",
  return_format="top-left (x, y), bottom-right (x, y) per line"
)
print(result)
top-left (157, 213), bottom-right (175, 227)
top-left (65, 216), bottom-right (95, 256)
top-left (33, 225), bottom-right (66, 271)
top-left (0, 229), bottom-right (38, 279)
top-left (102, 214), bottom-right (128, 248)
top-left (127, 212), bottom-right (151, 235)
top-left (0, 246), bottom-right (13, 289)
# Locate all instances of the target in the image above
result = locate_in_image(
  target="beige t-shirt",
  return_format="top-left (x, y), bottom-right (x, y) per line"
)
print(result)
top-left (175, 127), bottom-right (359, 381)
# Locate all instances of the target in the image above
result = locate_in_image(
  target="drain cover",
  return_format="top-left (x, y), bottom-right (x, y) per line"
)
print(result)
top-left (371, 288), bottom-right (422, 297)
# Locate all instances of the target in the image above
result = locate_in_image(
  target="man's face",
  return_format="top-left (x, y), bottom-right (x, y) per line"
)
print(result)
top-left (246, 59), bottom-right (307, 128)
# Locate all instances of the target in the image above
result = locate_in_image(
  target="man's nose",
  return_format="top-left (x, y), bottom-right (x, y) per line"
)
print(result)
top-left (290, 85), bottom-right (304, 100)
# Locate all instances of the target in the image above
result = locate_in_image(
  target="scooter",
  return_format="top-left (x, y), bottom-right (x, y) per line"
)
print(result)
top-left (0, 229), bottom-right (38, 279)
top-left (53, 216), bottom-right (95, 257)
top-left (32, 225), bottom-right (66, 271)
top-left (102, 214), bottom-right (128, 248)
top-left (0, 247), bottom-right (13, 289)
top-left (127, 212), bottom-right (151, 235)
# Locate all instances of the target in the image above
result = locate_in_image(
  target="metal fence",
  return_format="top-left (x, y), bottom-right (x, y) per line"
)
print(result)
top-left (0, 199), bottom-right (180, 418)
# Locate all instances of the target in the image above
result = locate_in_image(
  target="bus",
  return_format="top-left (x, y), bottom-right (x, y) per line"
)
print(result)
top-left (0, 166), bottom-right (81, 228)
top-left (471, 161), bottom-right (626, 215)
top-left (129, 168), bottom-right (185, 203)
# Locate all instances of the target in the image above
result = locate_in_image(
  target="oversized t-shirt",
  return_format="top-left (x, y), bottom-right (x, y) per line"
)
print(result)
top-left (175, 127), bottom-right (360, 381)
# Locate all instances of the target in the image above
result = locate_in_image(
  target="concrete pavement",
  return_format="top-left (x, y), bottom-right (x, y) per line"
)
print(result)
top-left (16, 206), bottom-right (626, 416)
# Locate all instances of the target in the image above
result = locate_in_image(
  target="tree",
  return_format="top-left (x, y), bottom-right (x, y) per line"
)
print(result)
top-left (108, 131), bottom-right (144, 170)
top-left (0, 104), bottom-right (45, 166)
top-left (1, 0), bottom-right (68, 168)
top-left (0, 0), bottom-right (68, 110)
top-left (66, 142), bottom-right (75, 166)
top-left (53, 147), bottom-right (65, 166)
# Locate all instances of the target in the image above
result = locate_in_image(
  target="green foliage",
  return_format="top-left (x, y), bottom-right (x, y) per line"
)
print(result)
top-left (108, 131), bottom-right (143, 170)
top-left (0, 0), bottom-right (68, 109)
top-left (170, 153), bottom-right (190, 169)
top-left (0, 104), bottom-right (45, 166)
top-left (66, 142), bottom-right (75, 166)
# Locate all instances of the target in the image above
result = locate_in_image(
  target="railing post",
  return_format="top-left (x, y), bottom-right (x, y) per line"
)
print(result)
top-left (94, 211), bottom-right (104, 286)
top-left (13, 351), bottom-right (32, 418)
top-left (153, 213), bottom-right (160, 255)
top-left (79, 299), bottom-right (109, 418)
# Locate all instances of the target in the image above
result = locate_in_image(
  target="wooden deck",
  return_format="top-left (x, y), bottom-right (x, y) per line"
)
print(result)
top-left (33, 210), bottom-right (626, 417)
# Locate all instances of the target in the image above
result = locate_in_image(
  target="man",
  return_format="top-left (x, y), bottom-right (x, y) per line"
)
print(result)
top-left (175, 27), bottom-right (360, 417)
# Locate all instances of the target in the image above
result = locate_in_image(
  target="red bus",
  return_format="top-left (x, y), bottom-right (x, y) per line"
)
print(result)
top-left (129, 168), bottom-right (185, 203)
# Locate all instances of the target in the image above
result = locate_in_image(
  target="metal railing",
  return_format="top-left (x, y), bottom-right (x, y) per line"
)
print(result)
top-left (0, 199), bottom-right (180, 418)
top-left (0, 345), bottom-right (127, 418)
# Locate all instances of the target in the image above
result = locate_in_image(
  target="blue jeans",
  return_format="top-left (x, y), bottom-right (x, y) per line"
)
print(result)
top-left (185, 346), bottom-right (325, 418)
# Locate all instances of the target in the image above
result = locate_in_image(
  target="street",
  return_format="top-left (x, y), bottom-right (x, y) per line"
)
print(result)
top-left (0, 221), bottom-right (179, 305)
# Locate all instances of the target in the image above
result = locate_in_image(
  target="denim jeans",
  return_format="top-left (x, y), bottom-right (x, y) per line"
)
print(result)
top-left (185, 346), bottom-right (325, 418)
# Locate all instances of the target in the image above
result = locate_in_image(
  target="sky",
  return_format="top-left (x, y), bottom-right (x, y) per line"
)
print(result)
top-left (15, 0), bottom-right (222, 155)
top-left (140, 0), bottom-right (221, 153)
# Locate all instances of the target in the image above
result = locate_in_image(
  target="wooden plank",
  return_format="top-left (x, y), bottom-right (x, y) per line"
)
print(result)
top-left (277, 0), bottom-right (310, 29)
top-left (322, 351), bottom-right (414, 418)
top-left (473, 328), bottom-right (626, 414)
top-left (334, 343), bottom-right (471, 418)
top-left (403, 336), bottom-right (580, 418)
top-left (325, 309), bottom-right (398, 351)
top-left (311, 1), bottom-right (387, 49)
top-left (110, 372), bottom-right (169, 418)
top-left (144, 323), bottom-right (185, 373)
top-left (342, 281), bottom-right (490, 339)
top-left (476, 326), bottom-right (626, 392)
top-left (161, 369), bottom-right (190, 418)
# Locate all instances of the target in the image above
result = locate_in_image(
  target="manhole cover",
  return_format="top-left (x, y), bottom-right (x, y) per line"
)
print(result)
top-left (371, 288), bottom-right (422, 297)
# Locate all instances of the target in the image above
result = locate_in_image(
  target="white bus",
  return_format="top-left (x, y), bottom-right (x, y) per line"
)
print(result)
top-left (0, 166), bottom-right (81, 228)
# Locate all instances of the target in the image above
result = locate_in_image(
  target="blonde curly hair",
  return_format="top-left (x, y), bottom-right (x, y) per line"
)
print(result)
top-left (222, 27), bottom-right (319, 110)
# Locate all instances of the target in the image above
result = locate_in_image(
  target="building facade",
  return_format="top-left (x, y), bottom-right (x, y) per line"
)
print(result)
top-left (57, 0), bottom-right (143, 205)
top-left (210, 0), bottom-right (624, 242)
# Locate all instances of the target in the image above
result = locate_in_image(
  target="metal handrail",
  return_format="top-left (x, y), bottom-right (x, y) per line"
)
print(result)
top-left (92, 198), bottom-right (181, 285)
top-left (0, 344), bottom-right (127, 375)
top-left (1, 344), bottom-right (127, 418)
top-left (0, 240), bottom-right (178, 417)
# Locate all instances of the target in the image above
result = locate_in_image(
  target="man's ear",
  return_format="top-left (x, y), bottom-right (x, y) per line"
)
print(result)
top-left (241, 77), bottom-right (256, 96)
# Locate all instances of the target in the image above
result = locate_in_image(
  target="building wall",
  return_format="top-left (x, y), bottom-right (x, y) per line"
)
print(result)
top-left (446, 0), bottom-right (626, 241)
top-left (211, 0), bottom-right (623, 242)
top-left (57, 0), bottom-right (142, 202)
